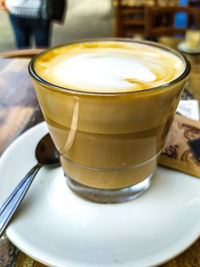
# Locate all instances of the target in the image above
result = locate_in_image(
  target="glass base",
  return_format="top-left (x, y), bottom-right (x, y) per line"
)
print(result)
top-left (66, 174), bottom-right (153, 204)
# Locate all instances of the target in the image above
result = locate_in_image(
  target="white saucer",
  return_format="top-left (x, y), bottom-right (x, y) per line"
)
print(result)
top-left (177, 41), bottom-right (200, 54)
top-left (0, 122), bottom-right (200, 267)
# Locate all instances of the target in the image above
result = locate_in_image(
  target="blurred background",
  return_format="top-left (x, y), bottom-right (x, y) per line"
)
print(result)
top-left (0, 0), bottom-right (112, 51)
top-left (0, 0), bottom-right (199, 52)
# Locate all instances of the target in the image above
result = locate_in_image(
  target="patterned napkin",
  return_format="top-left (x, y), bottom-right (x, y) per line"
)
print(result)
top-left (159, 112), bottom-right (200, 178)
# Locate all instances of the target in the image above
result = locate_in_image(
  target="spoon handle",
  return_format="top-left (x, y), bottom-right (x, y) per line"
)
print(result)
top-left (0, 163), bottom-right (42, 237)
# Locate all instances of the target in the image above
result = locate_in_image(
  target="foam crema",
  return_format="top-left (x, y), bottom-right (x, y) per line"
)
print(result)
top-left (34, 41), bottom-right (185, 93)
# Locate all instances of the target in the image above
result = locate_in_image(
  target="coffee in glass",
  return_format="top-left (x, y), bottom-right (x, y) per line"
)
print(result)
top-left (29, 39), bottom-right (190, 203)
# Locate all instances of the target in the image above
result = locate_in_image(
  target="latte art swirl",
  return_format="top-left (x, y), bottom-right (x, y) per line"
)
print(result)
top-left (34, 42), bottom-right (185, 93)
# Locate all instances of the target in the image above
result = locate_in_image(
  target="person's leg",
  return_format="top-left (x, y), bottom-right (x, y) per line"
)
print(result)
top-left (9, 14), bottom-right (31, 48)
top-left (31, 19), bottom-right (51, 48)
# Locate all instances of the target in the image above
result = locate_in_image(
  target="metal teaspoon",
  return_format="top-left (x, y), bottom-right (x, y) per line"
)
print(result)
top-left (0, 133), bottom-right (60, 237)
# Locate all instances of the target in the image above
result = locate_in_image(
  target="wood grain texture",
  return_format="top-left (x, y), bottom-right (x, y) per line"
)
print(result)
top-left (0, 58), bottom-right (43, 155)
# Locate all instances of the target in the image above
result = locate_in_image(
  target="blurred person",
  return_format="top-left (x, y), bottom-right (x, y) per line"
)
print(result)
top-left (0, 0), bottom-right (66, 49)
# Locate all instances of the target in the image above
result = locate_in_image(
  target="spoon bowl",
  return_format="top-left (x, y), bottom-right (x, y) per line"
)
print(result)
top-left (36, 133), bottom-right (59, 165)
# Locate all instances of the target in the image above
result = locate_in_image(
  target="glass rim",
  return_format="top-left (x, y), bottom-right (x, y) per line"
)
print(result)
top-left (28, 38), bottom-right (191, 96)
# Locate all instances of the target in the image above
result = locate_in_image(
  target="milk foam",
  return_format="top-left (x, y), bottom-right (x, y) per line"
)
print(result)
top-left (53, 53), bottom-right (157, 91)
top-left (35, 42), bottom-right (185, 93)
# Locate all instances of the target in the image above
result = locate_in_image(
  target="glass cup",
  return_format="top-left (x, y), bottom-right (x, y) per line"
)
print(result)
top-left (29, 39), bottom-right (190, 203)
top-left (185, 29), bottom-right (200, 50)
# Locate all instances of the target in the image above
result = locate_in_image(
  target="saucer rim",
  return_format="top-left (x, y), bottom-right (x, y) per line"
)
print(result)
top-left (178, 41), bottom-right (200, 54)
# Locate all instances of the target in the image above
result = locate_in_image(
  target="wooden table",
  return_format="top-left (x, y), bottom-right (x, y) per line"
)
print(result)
top-left (0, 43), bottom-right (200, 266)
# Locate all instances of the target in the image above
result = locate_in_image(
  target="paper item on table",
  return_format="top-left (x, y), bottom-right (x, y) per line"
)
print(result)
top-left (158, 114), bottom-right (200, 178)
top-left (177, 100), bottom-right (199, 121)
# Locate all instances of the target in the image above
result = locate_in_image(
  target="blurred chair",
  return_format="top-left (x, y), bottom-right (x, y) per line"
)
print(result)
top-left (0, 48), bottom-right (44, 58)
top-left (113, 0), bottom-right (146, 37)
top-left (112, 0), bottom-right (179, 38)
top-left (144, 6), bottom-right (200, 39)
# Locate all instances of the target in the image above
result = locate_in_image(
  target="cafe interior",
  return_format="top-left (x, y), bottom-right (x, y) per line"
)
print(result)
top-left (113, 0), bottom-right (200, 38)
top-left (0, 0), bottom-right (200, 267)
top-left (112, 0), bottom-right (200, 95)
